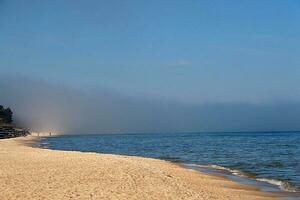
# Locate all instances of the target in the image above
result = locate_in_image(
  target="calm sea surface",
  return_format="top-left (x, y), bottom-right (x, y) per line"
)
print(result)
top-left (38, 132), bottom-right (300, 197)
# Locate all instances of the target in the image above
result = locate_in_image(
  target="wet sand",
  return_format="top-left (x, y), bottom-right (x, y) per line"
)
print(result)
top-left (0, 136), bottom-right (278, 200)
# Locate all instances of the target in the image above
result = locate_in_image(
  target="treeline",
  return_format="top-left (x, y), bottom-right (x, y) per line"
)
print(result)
top-left (0, 105), bottom-right (13, 124)
top-left (0, 106), bottom-right (30, 139)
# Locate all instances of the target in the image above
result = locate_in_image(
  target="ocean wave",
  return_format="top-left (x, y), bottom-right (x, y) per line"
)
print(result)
top-left (256, 178), bottom-right (298, 192)
top-left (184, 163), bottom-right (298, 193)
top-left (192, 164), bottom-right (250, 178)
top-left (207, 165), bottom-right (248, 177)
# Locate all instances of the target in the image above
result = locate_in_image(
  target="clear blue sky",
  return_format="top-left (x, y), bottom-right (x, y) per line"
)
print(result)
top-left (1, 0), bottom-right (300, 104)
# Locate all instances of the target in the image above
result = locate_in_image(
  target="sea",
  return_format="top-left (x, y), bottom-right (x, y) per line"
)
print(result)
top-left (37, 131), bottom-right (300, 199)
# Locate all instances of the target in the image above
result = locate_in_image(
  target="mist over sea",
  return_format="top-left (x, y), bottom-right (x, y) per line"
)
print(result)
top-left (38, 131), bottom-right (300, 197)
top-left (1, 76), bottom-right (300, 134)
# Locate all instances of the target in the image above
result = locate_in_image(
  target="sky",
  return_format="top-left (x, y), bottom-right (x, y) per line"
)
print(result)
top-left (0, 1), bottom-right (300, 133)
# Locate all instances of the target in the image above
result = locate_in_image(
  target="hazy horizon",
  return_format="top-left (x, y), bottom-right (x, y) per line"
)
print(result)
top-left (1, 75), bottom-right (299, 134)
top-left (1, 1), bottom-right (300, 133)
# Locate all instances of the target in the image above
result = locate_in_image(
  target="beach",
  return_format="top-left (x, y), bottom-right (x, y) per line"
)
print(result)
top-left (0, 136), bottom-right (278, 200)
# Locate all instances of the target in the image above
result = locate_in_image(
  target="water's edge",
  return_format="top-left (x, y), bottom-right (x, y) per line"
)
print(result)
top-left (26, 136), bottom-right (300, 200)
top-left (182, 163), bottom-right (300, 200)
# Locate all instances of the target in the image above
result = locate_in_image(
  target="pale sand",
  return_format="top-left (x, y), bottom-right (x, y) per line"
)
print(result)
top-left (0, 137), bottom-right (278, 200)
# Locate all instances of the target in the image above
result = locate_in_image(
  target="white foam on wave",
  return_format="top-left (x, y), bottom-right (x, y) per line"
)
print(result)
top-left (185, 163), bottom-right (249, 178)
top-left (184, 163), bottom-right (298, 193)
top-left (256, 178), bottom-right (297, 192)
top-left (203, 164), bottom-right (247, 177)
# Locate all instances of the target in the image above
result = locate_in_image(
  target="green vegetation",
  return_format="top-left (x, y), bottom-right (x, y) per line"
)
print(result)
top-left (0, 105), bottom-right (13, 124)
top-left (0, 106), bottom-right (29, 139)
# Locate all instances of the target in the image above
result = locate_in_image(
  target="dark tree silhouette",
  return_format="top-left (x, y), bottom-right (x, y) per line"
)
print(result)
top-left (0, 105), bottom-right (13, 124)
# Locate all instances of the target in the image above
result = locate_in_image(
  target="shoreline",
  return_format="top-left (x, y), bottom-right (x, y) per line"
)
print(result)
top-left (25, 136), bottom-right (295, 194)
top-left (0, 136), bottom-right (279, 200)
top-left (32, 135), bottom-right (300, 198)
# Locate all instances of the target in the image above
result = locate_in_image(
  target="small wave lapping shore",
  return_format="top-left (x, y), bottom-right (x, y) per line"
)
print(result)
top-left (185, 164), bottom-right (298, 193)
top-left (184, 163), bottom-right (300, 198)
top-left (0, 136), bottom-right (278, 200)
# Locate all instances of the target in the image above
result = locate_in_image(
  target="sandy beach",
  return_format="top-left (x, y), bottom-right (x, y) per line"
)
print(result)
top-left (0, 137), bottom-right (278, 200)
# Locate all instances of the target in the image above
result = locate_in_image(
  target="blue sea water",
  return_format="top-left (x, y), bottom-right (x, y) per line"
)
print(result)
top-left (38, 132), bottom-right (300, 197)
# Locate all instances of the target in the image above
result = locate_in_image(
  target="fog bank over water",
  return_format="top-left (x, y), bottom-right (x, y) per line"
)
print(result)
top-left (0, 76), bottom-right (299, 134)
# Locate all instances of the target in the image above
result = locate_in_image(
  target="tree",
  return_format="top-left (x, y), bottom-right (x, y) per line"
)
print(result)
top-left (5, 107), bottom-right (13, 123)
top-left (0, 105), bottom-right (13, 124)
